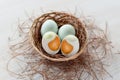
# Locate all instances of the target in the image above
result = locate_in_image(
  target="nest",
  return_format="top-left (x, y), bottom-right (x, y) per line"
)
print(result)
top-left (29, 12), bottom-right (87, 61)
top-left (7, 11), bottom-right (112, 80)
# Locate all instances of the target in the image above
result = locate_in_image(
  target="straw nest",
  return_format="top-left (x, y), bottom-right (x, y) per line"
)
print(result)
top-left (29, 12), bottom-right (87, 61)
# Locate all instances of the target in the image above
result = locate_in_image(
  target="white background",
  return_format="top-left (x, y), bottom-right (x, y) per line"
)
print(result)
top-left (0, 0), bottom-right (120, 80)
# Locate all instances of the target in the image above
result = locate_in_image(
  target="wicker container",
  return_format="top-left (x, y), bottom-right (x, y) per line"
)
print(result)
top-left (29, 12), bottom-right (87, 62)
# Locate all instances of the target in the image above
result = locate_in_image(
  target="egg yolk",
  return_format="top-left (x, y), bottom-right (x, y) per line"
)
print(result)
top-left (48, 36), bottom-right (60, 51)
top-left (61, 40), bottom-right (73, 54)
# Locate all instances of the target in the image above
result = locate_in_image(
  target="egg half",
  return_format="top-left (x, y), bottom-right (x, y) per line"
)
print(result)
top-left (41, 19), bottom-right (58, 36)
top-left (61, 35), bottom-right (79, 57)
top-left (58, 24), bottom-right (75, 40)
top-left (42, 31), bottom-right (61, 55)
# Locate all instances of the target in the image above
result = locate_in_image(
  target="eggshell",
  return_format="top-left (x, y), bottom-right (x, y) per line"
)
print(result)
top-left (61, 35), bottom-right (79, 57)
top-left (41, 19), bottom-right (58, 36)
top-left (42, 31), bottom-right (61, 55)
top-left (58, 24), bottom-right (75, 40)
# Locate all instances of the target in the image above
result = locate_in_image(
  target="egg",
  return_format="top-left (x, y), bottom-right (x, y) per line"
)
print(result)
top-left (42, 31), bottom-right (61, 55)
top-left (41, 19), bottom-right (58, 36)
top-left (58, 24), bottom-right (75, 40)
top-left (61, 35), bottom-right (79, 57)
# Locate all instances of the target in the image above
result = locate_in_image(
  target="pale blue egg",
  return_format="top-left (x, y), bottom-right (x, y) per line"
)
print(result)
top-left (58, 24), bottom-right (75, 40)
top-left (41, 19), bottom-right (58, 36)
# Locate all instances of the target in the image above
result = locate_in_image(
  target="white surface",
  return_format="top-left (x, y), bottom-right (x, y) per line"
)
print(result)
top-left (0, 0), bottom-right (120, 80)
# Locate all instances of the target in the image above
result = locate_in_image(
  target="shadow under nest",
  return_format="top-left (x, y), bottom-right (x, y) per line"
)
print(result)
top-left (8, 12), bottom-right (113, 80)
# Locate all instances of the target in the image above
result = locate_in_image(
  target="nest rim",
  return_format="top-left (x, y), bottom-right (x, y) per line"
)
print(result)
top-left (29, 12), bottom-right (87, 62)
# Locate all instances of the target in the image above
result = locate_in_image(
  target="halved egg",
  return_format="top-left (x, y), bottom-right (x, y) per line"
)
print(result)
top-left (42, 31), bottom-right (61, 55)
top-left (61, 35), bottom-right (79, 57)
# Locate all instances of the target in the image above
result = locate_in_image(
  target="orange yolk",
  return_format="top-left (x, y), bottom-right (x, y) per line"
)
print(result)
top-left (61, 40), bottom-right (73, 54)
top-left (48, 36), bottom-right (60, 51)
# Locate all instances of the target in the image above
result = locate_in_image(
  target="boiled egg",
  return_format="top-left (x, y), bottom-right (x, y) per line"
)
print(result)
top-left (61, 35), bottom-right (79, 57)
top-left (42, 31), bottom-right (61, 55)
top-left (41, 19), bottom-right (58, 36)
top-left (58, 24), bottom-right (75, 40)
